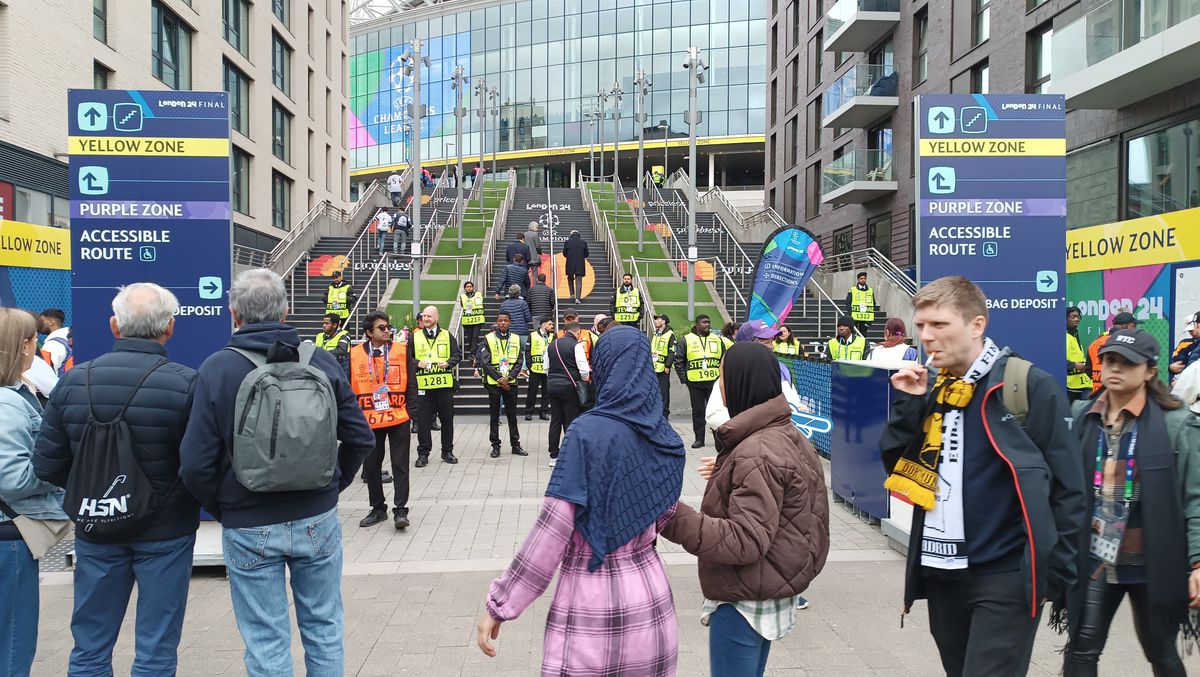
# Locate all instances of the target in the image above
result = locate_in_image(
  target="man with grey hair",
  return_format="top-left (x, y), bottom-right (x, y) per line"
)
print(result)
top-left (34, 282), bottom-right (201, 675)
top-left (524, 221), bottom-right (542, 281)
top-left (180, 268), bottom-right (374, 675)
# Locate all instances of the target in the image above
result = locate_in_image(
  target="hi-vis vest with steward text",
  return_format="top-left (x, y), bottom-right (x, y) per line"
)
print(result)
top-left (774, 339), bottom-right (802, 356)
top-left (651, 329), bottom-right (674, 373)
top-left (413, 329), bottom-right (454, 390)
top-left (1066, 331), bottom-right (1093, 391)
top-left (484, 332), bottom-right (522, 386)
top-left (460, 293), bottom-right (485, 325)
top-left (326, 283), bottom-right (350, 318)
top-left (684, 333), bottom-right (724, 383)
top-left (849, 286), bottom-right (875, 323)
top-left (350, 341), bottom-right (410, 429)
top-left (614, 287), bottom-right (641, 323)
top-left (315, 329), bottom-right (348, 352)
top-left (828, 335), bottom-right (866, 361)
top-left (529, 331), bottom-right (552, 374)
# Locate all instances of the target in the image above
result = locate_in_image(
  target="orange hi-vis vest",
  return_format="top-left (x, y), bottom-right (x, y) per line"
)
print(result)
top-left (350, 340), bottom-right (410, 429)
top-left (557, 328), bottom-right (593, 362)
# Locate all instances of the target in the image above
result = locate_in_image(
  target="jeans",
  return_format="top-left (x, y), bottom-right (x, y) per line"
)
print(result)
top-left (547, 384), bottom-right (581, 455)
top-left (708, 604), bottom-right (772, 677)
top-left (223, 506), bottom-right (344, 677)
top-left (377, 230), bottom-right (389, 252)
top-left (1063, 577), bottom-right (1185, 676)
top-left (389, 191), bottom-right (402, 207)
top-left (486, 384), bottom-right (521, 448)
top-left (0, 540), bottom-right (39, 677)
top-left (392, 228), bottom-right (409, 254)
top-left (925, 567), bottom-right (1042, 677)
top-left (69, 533), bottom-right (196, 677)
top-left (363, 423), bottom-right (410, 511)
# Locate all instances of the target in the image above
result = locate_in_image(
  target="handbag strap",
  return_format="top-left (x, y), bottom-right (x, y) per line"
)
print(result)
top-left (0, 495), bottom-right (17, 520)
top-left (555, 339), bottom-right (578, 389)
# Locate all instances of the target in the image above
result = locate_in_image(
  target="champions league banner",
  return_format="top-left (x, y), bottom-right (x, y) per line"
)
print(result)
top-left (747, 225), bottom-right (825, 328)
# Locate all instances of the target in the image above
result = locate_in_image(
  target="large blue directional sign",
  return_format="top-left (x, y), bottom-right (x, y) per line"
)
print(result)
top-left (916, 94), bottom-right (1067, 385)
top-left (68, 90), bottom-right (231, 368)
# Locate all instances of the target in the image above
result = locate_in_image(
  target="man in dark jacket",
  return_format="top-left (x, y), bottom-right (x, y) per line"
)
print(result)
top-left (495, 254), bottom-right (530, 298)
top-left (526, 273), bottom-right (555, 328)
top-left (179, 269), bottom-right (375, 675)
top-left (562, 230), bottom-right (590, 304)
top-left (504, 233), bottom-right (531, 271)
top-left (498, 284), bottom-right (533, 339)
top-left (478, 311), bottom-right (527, 458)
top-left (34, 282), bottom-right (199, 676)
top-left (880, 276), bottom-right (1085, 677)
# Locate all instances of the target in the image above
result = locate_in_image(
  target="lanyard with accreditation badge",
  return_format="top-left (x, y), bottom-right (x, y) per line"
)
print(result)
top-left (1089, 421), bottom-right (1138, 565)
top-left (369, 343), bottom-right (392, 411)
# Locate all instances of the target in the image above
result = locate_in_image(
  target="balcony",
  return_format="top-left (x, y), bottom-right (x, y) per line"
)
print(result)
top-left (823, 0), bottom-right (901, 53)
top-left (822, 149), bottom-right (897, 205)
top-left (1051, 0), bottom-right (1200, 109)
top-left (822, 64), bottom-right (899, 129)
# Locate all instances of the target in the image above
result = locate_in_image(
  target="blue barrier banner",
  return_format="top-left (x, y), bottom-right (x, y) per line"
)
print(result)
top-left (916, 94), bottom-right (1066, 385)
top-left (781, 355), bottom-right (833, 457)
top-left (68, 90), bottom-right (231, 368)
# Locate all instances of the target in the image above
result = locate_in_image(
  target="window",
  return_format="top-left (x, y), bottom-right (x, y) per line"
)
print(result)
top-left (805, 161), bottom-right (821, 219)
top-left (1028, 0), bottom-right (1049, 8)
top-left (1126, 118), bottom-right (1200, 218)
top-left (151, 1), bottom-right (191, 90)
top-left (787, 57), bottom-right (799, 109)
top-left (307, 7), bottom-right (315, 57)
top-left (273, 0), bottom-right (290, 29)
top-left (914, 9), bottom-right (928, 85)
top-left (834, 227), bottom-right (853, 254)
top-left (786, 116), bottom-right (798, 169)
top-left (223, 0), bottom-right (249, 56)
top-left (232, 148), bottom-right (250, 215)
top-left (770, 24), bottom-right (778, 71)
top-left (783, 176), bottom-right (797, 223)
top-left (93, 61), bottom-right (110, 90)
top-left (272, 101), bottom-right (292, 162)
top-left (93, 0), bottom-right (106, 43)
top-left (790, 0), bottom-right (799, 48)
top-left (224, 60), bottom-right (249, 136)
top-left (807, 32), bottom-right (823, 92)
top-left (272, 31), bottom-right (291, 96)
top-left (307, 130), bottom-right (316, 178)
top-left (868, 213), bottom-right (892, 259)
top-left (769, 79), bottom-right (778, 126)
top-left (974, 0), bottom-right (991, 46)
top-left (272, 171), bottom-right (292, 229)
top-left (971, 60), bottom-right (990, 94)
top-left (1067, 140), bottom-right (1119, 229)
top-left (806, 96), bottom-right (822, 155)
top-left (768, 133), bottom-right (777, 181)
top-left (1027, 24), bottom-right (1053, 94)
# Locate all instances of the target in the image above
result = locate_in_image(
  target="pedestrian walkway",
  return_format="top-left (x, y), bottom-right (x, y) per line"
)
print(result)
top-left (30, 415), bottom-right (1195, 675)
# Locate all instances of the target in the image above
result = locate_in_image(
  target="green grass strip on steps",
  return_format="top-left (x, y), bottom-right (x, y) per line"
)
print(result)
top-left (645, 283), bottom-right (715, 304)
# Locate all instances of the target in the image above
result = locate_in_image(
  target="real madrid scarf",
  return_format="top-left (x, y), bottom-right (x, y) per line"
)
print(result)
top-left (884, 338), bottom-right (1000, 569)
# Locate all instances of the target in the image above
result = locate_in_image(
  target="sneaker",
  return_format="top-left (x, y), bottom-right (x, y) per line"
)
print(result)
top-left (795, 596), bottom-right (810, 610)
top-left (511, 447), bottom-right (528, 457)
top-left (358, 508), bottom-right (387, 528)
top-left (381, 471), bottom-right (392, 483)
top-left (393, 508), bottom-right (410, 530)
top-left (548, 458), bottom-right (557, 468)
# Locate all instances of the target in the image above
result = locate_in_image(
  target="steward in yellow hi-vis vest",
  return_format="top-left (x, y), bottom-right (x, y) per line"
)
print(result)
top-left (847, 272), bottom-right (875, 327)
top-left (1066, 307), bottom-right (1093, 400)
top-left (651, 313), bottom-right (677, 418)
top-left (612, 274), bottom-right (643, 324)
top-left (413, 307), bottom-right (463, 465)
top-left (325, 269), bottom-right (353, 320)
top-left (672, 314), bottom-right (724, 447)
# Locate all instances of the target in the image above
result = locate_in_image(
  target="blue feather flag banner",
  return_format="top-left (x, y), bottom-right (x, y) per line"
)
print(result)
top-left (747, 225), bottom-right (825, 328)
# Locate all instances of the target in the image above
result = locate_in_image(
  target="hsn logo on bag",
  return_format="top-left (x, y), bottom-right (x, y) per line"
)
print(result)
top-left (79, 474), bottom-right (132, 521)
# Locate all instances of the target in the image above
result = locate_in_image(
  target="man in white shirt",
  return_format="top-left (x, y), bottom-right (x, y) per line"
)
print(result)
top-left (39, 308), bottom-right (71, 375)
top-left (374, 209), bottom-right (393, 254)
top-left (386, 170), bottom-right (404, 207)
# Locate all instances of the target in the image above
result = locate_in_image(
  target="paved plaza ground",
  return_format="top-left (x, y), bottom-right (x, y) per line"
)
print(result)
top-left (30, 416), bottom-right (1200, 676)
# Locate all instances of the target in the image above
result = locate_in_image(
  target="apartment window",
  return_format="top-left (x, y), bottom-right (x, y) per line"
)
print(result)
top-left (341, 106), bottom-right (347, 147)
top-left (1126, 118), bottom-right (1200, 218)
top-left (325, 144), bottom-right (332, 190)
top-left (1067, 140), bottom-right (1119, 229)
top-left (93, 0), bottom-right (106, 43)
top-left (807, 32), bottom-right (823, 92)
top-left (768, 133), bottom-right (777, 181)
top-left (786, 116), bottom-right (798, 169)
top-left (834, 227), bottom-right (854, 254)
top-left (771, 24), bottom-right (778, 71)
top-left (868, 213), bottom-right (893, 259)
top-left (151, 1), bottom-right (192, 90)
top-left (806, 96), bottom-right (822, 155)
top-left (783, 176), bottom-right (797, 223)
top-left (307, 68), bottom-right (315, 119)
top-left (93, 62), bottom-right (111, 90)
top-left (1028, 0), bottom-right (1049, 8)
top-left (325, 31), bottom-right (332, 77)
top-left (325, 88), bottom-right (332, 134)
top-left (971, 61), bottom-right (990, 94)
top-left (272, 171), bottom-right (292, 229)
top-left (769, 80), bottom-right (778, 126)
top-left (790, 0), bottom-right (800, 48)
top-left (307, 130), bottom-right (315, 177)
top-left (974, 0), bottom-right (991, 46)
top-left (223, 0), bottom-right (249, 56)
top-left (805, 162), bottom-right (821, 219)
top-left (307, 7), bottom-right (315, 57)
top-left (272, 101), bottom-right (292, 162)
top-left (1027, 24), bottom-right (1053, 94)
top-left (787, 57), bottom-right (799, 109)
top-left (914, 9), bottom-right (928, 85)
top-left (232, 147), bottom-right (250, 215)
top-left (272, 31), bottom-right (291, 96)
top-left (273, 0), bottom-right (290, 28)
top-left (224, 60), bottom-right (249, 136)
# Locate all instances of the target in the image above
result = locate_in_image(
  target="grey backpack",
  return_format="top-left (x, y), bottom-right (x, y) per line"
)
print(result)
top-left (227, 342), bottom-right (339, 492)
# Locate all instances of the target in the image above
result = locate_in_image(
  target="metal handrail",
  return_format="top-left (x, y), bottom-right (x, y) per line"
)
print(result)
top-left (819, 247), bottom-right (917, 296)
top-left (700, 185), bottom-right (752, 231)
top-left (233, 244), bottom-right (269, 267)
top-left (479, 169), bottom-right (516, 292)
top-left (269, 200), bottom-right (335, 265)
top-left (286, 251), bottom-right (311, 313)
top-left (803, 274), bottom-right (866, 340)
top-left (345, 259), bottom-right (386, 331)
top-left (713, 256), bottom-right (748, 322)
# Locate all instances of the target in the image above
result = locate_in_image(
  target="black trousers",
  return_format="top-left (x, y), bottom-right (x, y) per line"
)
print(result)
top-left (567, 274), bottom-right (583, 298)
top-left (486, 384), bottom-right (521, 448)
top-left (363, 422), bottom-right (410, 512)
top-left (924, 568), bottom-right (1042, 677)
top-left (548, 384), bottom-right (581, 455)
top-left (1068, 388), bottom-right (1091, 402)
top-left (657, 371), bottom-right (671, 417)
top-left (525, 372), bottom-right (549, 415)
top-left (1063, 578), bottom-right (1185, 676)
top-left (687, 382), bottom-right (713, 444)
top-left (463, 324), bottom-right (482, 366)
top-left (416, 389), bottom-right (454, 457)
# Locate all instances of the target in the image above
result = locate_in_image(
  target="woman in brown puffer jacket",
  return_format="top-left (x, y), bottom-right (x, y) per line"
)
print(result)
top-left (661, 341), bottom-right (830, 677)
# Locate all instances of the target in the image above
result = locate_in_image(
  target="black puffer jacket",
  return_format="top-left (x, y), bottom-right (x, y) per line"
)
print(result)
top-left (34, 339), bottom-right (200, 543)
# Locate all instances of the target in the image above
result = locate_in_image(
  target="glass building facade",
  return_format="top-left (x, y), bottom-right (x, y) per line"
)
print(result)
top-left (349, 0), bottom-right (768, 179)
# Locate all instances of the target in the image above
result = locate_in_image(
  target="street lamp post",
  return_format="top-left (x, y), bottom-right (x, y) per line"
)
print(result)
top-left (489, 86), bottom-right (499, 188)
top-left (597, 91), bottom-right (608, 180)
top-left (401, 40), bottom-right (432, 320)
top-left (609, 82), bottom-right (624, 232)
top-left (683, 47), bottom-right (707, 321)
top-left (474, 78), bottom-right (487, 219)
top-left (660, 121), bottom-right (669, 182)
top-left (586, 107), bottom-right (596, 178)
top-left (451, 64), bottom-right (467, 250)
top-left (633, 70), bottom-right (651, 253)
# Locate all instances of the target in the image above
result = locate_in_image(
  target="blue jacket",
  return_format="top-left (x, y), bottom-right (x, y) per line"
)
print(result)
top-left (34, 339), bottom-right (199, 542)
top-left (495, 263), bottom-right (530, 297)
top-left (498, 297), bottom-right (533, 335)
top-left (179, 323), bottom-right (375, 528)
top-left (0, 384), bottom-right (67, 521)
